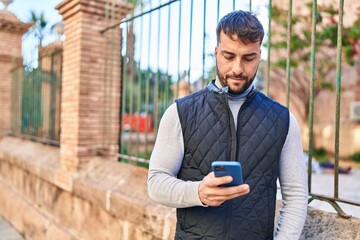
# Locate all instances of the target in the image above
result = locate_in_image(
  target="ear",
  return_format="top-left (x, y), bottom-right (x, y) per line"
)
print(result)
top-left (259, 49), bottom-right (262, 60)
top-left (215, 46), bottom-right (218, 58)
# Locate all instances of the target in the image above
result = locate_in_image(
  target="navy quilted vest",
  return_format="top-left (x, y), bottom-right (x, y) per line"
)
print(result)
top-left (175, 84), bottom-right (289, 240)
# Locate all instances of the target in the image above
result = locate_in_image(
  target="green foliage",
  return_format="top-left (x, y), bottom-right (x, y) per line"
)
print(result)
top-left (350, 152), bottom-right (360, 163)
top-left (313, 147), bottom-right (328, 163)
top-left (272, 3), bottom-right (360, 68)
top-left (319, 81), bottom-right (333, 91)
top-left (273, 59), bottom-right (298, 69)
top-left (343, 46), bottom-right (356, 66)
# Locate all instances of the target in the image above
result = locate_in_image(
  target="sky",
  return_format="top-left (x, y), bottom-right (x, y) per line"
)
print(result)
top-left (2, 0), bottom-right (62, 25)
top-left (124, 0), bottom-right (270, 83)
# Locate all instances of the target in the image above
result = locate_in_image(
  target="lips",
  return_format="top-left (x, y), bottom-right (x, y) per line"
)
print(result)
top-left (226, 75), bottom-right (248, 81)
top-left (228, 77), bottom-right (247, 82)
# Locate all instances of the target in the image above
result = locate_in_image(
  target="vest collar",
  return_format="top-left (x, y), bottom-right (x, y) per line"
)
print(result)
top-left (207, 78), bottom-right (256, 99)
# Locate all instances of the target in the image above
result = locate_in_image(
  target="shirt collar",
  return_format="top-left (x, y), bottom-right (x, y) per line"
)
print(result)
top-left (207, 76), bottom-right (255, 99)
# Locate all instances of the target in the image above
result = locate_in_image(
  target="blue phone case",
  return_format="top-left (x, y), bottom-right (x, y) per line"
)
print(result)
top-left (211, 161), bottom-right (243, 187)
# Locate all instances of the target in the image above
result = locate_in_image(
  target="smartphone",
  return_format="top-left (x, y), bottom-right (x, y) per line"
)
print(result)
top-left (211, 161), bottom-right (243, 187)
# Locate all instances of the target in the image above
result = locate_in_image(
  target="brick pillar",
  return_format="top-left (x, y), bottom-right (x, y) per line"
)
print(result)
top-left (56, 0), bottom-right (132, 171)
top-left (0, 9), bottom-right (30, 139)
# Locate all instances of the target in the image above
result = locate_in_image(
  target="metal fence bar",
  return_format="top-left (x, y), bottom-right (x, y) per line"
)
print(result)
top-left (153, 1), bottom-right (161, 134)
top-left (285, 0), bottom-right (292, 107)
top-left (128, 20), bottom-right (135, 160)
top-left (201, 0), bottom-right (206, 88)
top-left (144, 1), bottom-right (153, 159)
top-left (217, 0), bottom-right (220, 23)
top-left (334, 0), bottom-right (344, 199)
top-left (165, 3), bottom-right (172, 108)
top-left (135, 13), bottom-right (144, 158)
top-left (187, 0), bottom-right (194, 85)
top-left (266, 0), bottom-right (272, 95)
top-left (310, 193), bottom-right (360, 207)
top-left (307, 0), bottom-right (317, 194)
top-left (176, 0), bottom-right (182, 98)
top-left (120, 29), bottom-right (128, 155)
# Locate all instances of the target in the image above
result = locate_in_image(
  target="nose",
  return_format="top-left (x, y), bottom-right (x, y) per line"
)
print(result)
top-left (231, 59), bottom-right (243, 75)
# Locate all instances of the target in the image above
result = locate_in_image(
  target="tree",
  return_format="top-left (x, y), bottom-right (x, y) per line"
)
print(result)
top-left (28, 11), bottom-right (49, 47)
top-left (270, 2), bottom-right (360, 121)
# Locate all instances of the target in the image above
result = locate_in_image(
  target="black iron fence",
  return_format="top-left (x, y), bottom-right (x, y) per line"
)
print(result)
top-left (10, 47), bottom-right (62, 146)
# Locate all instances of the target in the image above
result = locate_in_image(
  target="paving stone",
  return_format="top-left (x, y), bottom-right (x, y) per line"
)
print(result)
top-left (0, 216), bottom-right (24, 240)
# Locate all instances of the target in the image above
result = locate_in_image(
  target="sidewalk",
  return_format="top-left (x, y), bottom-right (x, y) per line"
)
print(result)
top-left (0, 216), bottom-right (24, 240)
top-left (309, 167), bottom-right (360, 218)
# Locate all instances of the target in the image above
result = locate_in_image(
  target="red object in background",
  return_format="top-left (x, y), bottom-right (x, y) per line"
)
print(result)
top-left (123, 113), bottom-right (154, 132)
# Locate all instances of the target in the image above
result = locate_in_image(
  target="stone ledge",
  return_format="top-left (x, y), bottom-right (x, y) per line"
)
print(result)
top-left (72, 156), bottom-right (176, 238)
top-left (0, 136), bottom-right (75, 192)
top-left (300, 207), bottom-right (360, 240)
top-left (0, 136), bottom-right (176, 239)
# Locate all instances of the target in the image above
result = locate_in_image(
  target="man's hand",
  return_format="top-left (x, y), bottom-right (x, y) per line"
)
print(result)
top-left (198, 172), bottom-right (250, 206)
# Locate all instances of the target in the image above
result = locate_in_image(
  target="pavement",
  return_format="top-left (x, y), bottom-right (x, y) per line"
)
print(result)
top-left (277, 167), bottom-right (360, 218)
top-left (0, 215), bottom-right (24, 240)
top-left (308, 167), bottom-right (360, 218)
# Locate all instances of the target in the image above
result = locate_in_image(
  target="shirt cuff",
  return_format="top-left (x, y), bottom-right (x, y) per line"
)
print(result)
top-left (186, 181), bottom-right (208, 207)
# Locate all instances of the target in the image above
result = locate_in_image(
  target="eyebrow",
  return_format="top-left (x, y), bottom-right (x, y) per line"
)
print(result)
top-left (243, 53), bottom-right (258, 57)
top-left (221, 50), bottom-right (259, 57)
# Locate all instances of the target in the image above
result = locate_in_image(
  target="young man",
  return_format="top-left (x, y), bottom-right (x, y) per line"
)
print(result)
top-left (148, 10), bottom-right (308, 240)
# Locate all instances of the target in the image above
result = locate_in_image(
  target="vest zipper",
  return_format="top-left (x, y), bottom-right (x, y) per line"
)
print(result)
top-left (222, 94), bottom-right (237, 161)
top-left (222, 94), bottom-right (235, 240)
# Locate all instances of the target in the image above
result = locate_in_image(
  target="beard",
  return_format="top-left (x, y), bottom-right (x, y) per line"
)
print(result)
top-left (216, 63), bottom-right (257, 95)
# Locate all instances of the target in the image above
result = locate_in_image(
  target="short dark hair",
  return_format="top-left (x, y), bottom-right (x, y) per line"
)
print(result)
top-left (216, 10), bottom-right (264, 45)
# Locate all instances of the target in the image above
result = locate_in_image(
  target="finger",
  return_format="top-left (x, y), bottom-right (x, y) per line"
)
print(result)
top-left (205, 174), bottom-right (233, 187)
top-left (205, 186), bottom-right (250, 206)
top-left (207, 200), bottom-right (225, 207)
top-left (209, 190), bottom-right (250, 201)
top-left (207, 184), bottom-right (250, 199)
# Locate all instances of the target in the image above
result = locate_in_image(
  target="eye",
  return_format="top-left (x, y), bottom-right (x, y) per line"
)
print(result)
top-left (224, 55), bottom-right (234, 60)
top-left (244, 57), bottom-right (256, 62)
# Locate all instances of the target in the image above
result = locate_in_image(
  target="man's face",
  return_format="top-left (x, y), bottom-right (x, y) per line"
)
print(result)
top-left (215, 31), bottom-right (261, 94)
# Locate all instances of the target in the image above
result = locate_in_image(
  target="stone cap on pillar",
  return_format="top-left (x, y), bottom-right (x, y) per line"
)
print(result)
top-left (0, 9), bottom-right (31, 34)
top-left (56, 0), bottom-right (133, 22)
